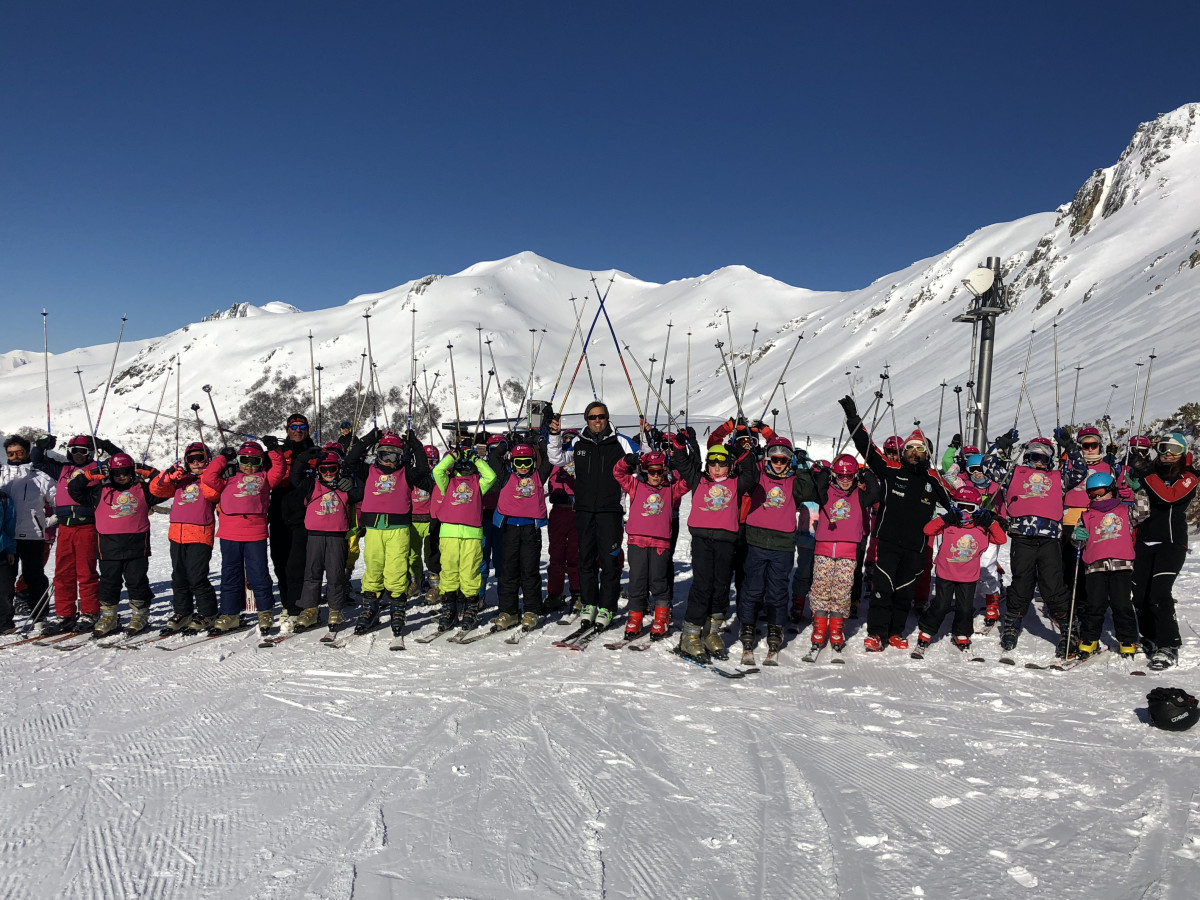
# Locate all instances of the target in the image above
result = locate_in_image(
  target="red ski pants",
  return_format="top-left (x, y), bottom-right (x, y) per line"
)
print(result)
top-left (53, 524), bottom-right (100, 617)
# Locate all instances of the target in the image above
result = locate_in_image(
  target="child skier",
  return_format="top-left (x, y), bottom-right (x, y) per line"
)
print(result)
top-left (431, 443), bottom-right (498, 633)
top-left (808, 455), bottom-right (880, 656)
top-left (67, 453), bottom-right (161, 636)
top-left (613, 449), bottom-right (689, 640)
top-left (491, 441), bottom-right (553, 631)
top-left (545, 439), bottom-right (581, 611)
top-left (408, 444), bottom-right (442, 602)
top-left (1070, 471), bottom-right (1141, 659)
top-left (200, 441), bottom-right (287, 635)
top-left (149, 443), bottom-right (219, 634)
top-left (915, 485), bottom-right (1007, 653)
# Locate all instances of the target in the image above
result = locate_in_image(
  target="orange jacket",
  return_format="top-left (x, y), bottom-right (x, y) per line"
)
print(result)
top-left (149, 468), bottom-right (216, 546)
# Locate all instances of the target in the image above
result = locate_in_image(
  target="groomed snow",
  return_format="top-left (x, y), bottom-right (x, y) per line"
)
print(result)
top-left (1, 510), bottom-right (1198, 899)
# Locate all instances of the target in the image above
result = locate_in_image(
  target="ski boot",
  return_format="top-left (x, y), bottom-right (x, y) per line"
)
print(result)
top-left (739, 623), bottom-right (757, 652)
top-left (1077, 640), bottom-right (1099, 660)
top-left (184, 614), bottom-right (215, 635)
top-left (328, 608), bottom-right (345, 628)
top-left (1119, 642), bottom-right (1137, 659)
top-left (952, 635), bottom-right (971, 653)
top-left (407, 577), bottom-right (423, 601)
top-left (208, 614), bottom-right (242, 635)
top-left (595, 608), bottom-right (614, 631)
top-left (625, 610), bottom-right (644, 639)
top-left (436, 592), bottom-right (460, 632)
top-left (543, 592), bottom-right (565, 611)
top-left (810, 616), bottom-right (829, 648)
top-left (388, 598), bottom-right (405, 636)
top-left (887, 634), bottom-right (909, 651)
top-left (126, 606), bottom-right (150, 636)
top-left (491, 611), bottom-right (521, 632)
top-left (570, 591), bottom-right (583, 616)
top-left (459, 595), bottom-right (483, 631)
top-left (863, 634), bottom-right (883, 653)
top-left (160, 613), bottom-right (193, 636)
top-left (790, 596), bottom-right (805, 626)
top-left (999, 617), bottom-right (1021, 652)
top-left (678, 622), bottom-right (708, 662)
top-left (256, 610), bottom-right (273, 637)
top-left (74, 614), bottom-right (96, 634)
top-left (93, 606), bottom-right (121, 638)
top-left (44, 616), bottom-right (78, 636)
top-left (1054, 619), bottom-right (1080, 659)
top-left (293, 608), bottom-right (318, 633)
top-left (829, 618), bottom-right (846, 652)
top-left (766, 625), bottom-right (784, 654)
top-left (702, 616), bottom-right (729, 660)
top-left (520, 611), bottom-right (540, 630)
top-left (650, 605), bottom-right (671, 640)
top-left (355, 592), bottom-right (381, 635)
top-left (983, 594), bottom-right (1001, 625)
top-left (916, 631), bottom-right (933, 653)
top-left (425, 574), bottom-right (441, 605)
top-left (580, 604), bottom-right (598, 626)
top-left (1148, 647), bottom-right (1178, 671)
top-left (278, 610), bottom-right (295, 633)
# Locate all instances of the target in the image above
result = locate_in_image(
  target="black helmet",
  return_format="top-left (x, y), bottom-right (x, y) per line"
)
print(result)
top-left (1148, 687), bottom-right (1200, 731)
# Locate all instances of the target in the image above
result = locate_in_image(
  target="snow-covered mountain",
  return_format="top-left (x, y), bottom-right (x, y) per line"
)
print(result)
top-left (3, 104), bottom-right (1198, 462)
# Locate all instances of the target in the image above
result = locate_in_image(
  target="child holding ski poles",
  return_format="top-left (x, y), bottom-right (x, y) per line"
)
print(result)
top-left (491, 440), bottom-right (553, 632)
top-left (408, 444), bottom-right (442, 602)
top-left (149, 442), bottom-right (218, 634)
top-left (612, 448), bottom-right (689, 641)
top-left (915, 486), bottom-right (1007, 653)
top-left (431, 441), bottom-right (497, 633)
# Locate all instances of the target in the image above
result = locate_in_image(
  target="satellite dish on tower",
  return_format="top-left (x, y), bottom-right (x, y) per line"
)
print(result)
top-left (962, 268), bottom-right (996, 298)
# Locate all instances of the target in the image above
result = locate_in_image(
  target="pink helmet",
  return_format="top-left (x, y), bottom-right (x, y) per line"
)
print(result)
top-left (1130, 435), bottom-right (1152, 450)
top-left (184, 441), bottom-right (208, 459)
top-left (323, 441), bottom-right (346, 457)
top-left (510, 443), bottom-right (536, 462)
top-left (953, 485), bottom-right (982, 506)
top-left (764, 437), bottom-right (793, 459)
top-left (377, 432), bottom-right (404, 450)
top-left (317, 450), bottom-right (341, 468)
top-left (963, 445), bottom-right (979, 456)
top-left (108, 453), bottom-right (135, 472)
top-left (424, 444), bottom-right (440, 463)
top-left (67, 435), bottom-right (92, 450)
top-left (1077, 426), bottom-right (1101, 441)
top-left (237, 441), bottom-right (264, 458)
top-left (487, 434), bottom-right (506, 446)
top-left (641, 450), bottom-right (667, 470)
top-left (883, 436), bottom-right (903, 452)
top-left (832, 454), bottom-right (858, 477)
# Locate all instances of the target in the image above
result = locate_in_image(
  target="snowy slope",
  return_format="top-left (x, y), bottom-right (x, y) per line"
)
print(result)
top-left (3, 105), bottom-right (1199, 462)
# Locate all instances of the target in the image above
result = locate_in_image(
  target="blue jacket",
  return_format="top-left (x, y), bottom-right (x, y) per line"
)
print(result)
top-left (0, 490), bottom-right (17, 557)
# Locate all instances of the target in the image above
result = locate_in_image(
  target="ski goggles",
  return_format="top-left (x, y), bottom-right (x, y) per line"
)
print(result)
top-left (766, 451), bottom-right (792, 463)
top-left (67, 445), bottom-right (93, 457)
top-left (376, 449), bottom-right (401, 465)
top-left (185, 452), bottom-right (208, 465)
top-left (705, 453), bottom-right (731, 467)
top-left (511, 457), bottom-right (535, 469)
top-left (955, 502), bottom-right (978, 514)
top-left (317, 463), bottom-right (340, 476)
top-left (237, 454), bottom-right (264, 468)
top-left (1157, 438), bottom-right (1186, 455)
top-left (1085, 484), bottom-right (1113, 497)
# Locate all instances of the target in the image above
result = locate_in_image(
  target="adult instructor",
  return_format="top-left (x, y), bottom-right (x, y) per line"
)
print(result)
top-left (547, 401), bottom-right (636, 629)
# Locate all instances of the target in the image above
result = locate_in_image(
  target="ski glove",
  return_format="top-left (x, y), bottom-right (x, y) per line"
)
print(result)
top-left (950, 433), bottom-right (962, 449)
top-left (95, 438), bottom-right (121, 456)
top-left (335, 475), bottom-right (355, 492)
top-left (994, 429), bottom-right (1018, 452)
top-left (942, 509), bottom-right (963, 526)
top-left (35, 435), bottom-right (56, 451)
top-left (262, 435), bottom-right (280, 451)
top-left (973, 509), bottom-right (994, 528)
top-left (220, 447), bottom-right (236, 461)
top-left (838, 395), bottom-right (857, 420)
top-left (1054, 425), bottom-right (1075, 450)
top-left (624, 453), bottom-right (640, 470)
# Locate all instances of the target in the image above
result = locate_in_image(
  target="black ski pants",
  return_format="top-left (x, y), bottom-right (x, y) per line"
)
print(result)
top-left (627, 543), bottom-right (672, 614)
top-left (301, 533), bottom-right (350, 611)
top-left (268, 498), bottom-right (292, 601)
top-left (0, 556), bottom-right (14, 630)
top-left (169, 541), bottom-right (217, 619)
top-left (918, 577), bottom-right (975, 639)
top-left (16, 539), bottom-right (49, 621)
top-left (868, 541), bottom-right (926, 639)
top-left (1081, 569), bottom-right (1136, 644)
top-left (1004, 535), bottom-right (1071, 625)
top-left (282, 525), bottom-right (308, 616)
top-left (576, 510), bottom-right (624, 614)
top-left (99, 557), bottom-right (153, 609)
top-left (498, 523), bottom-right (543, 616)
top-left (686, 534), bottom-right (737, 626)
top-left (1132, 541), bottom-right (1187, 650)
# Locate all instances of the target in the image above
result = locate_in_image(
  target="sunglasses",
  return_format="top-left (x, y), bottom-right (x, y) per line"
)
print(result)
top-left (645, 467), bottom-right (666, 475)
top-left (587, 414), bottom-right (608, 421)
top-left (288, 423), bottom-right (308, 431)
top-left (1080, 440), bottom-right (1102, 448)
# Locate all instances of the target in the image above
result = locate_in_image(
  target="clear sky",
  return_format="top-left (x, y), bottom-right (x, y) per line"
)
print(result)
top-left (2, 1), bottom-right (1197, 353)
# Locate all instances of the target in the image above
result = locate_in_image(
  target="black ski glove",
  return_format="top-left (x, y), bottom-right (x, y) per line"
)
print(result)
top-left (262, 434), bottom-right (280, 451)
top-left (973, 509), bottom-right (994, 528)
top-left (35, 434), bottom-right (56, 451)
top-left (994, 429), bottom-right (1018, 452)
top-left (220, 446), bottom-right (236, 461)
top-left (838, 395), bottom-right (857, 420)
top-left (1054, 425), bottom-right (1075, 451)
top-left (950, 433), bottom-right (962, 449)
top-left (943, 508), bottom-right (963, 526)
top-left (95, 438), bottom-right (121, 456)
top-left (622, 453), bottom-right (638, 469)
top-left (335, 475), bottom-right (354, 492)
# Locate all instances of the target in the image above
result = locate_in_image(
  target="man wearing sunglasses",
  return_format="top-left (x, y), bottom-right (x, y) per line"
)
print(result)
top-left (1, 435), bottom-right (57, 634)
top-left (1126, 432), bottom-right (1197, 670)
top-left (30, 433), bottom-right (124, 633)
top-left (838, 397), bottom-right (952, 652)
top-left (547, 401), bottom-right (636, 627)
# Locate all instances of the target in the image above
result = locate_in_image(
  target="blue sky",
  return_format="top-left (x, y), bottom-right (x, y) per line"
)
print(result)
top-left (2, 1), bottom-right (1197, 353)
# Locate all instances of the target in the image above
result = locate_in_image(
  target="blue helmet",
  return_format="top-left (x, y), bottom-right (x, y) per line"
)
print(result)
top-left (1085, 471), bottom-right (1115, 492)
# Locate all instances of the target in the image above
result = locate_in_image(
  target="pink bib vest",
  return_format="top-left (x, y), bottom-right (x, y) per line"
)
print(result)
top-left (359, 465), bottom-right (412, 516)
top-left (497, 471), bottom-right (547, 519)
top-left (1064, 460), bottom-right (1114, 509)
top-left (304, 482), bottom-right (351, 531)
top-left (1005, 466), bottom-right (1063, 520)
top-left (746, 468), bottom-right (798, 533)
top-left (626, 479), bottom-right (674, 541)
top-left (934, 523), bottom-right (990, 582)
top-left (171, 476), bottom-right (215, 526)
top-left (815, 485), bottom-right (865, 543)
top-left (220, 472), bottom-right (271, 517)
top-left (56, 465), bottom-right (89, 505)
top-left (97, 484), bottom-right (151, 535)
top-left (411, 486), bottom-right (432, 517)
top-left (1081, 504), bottom-right (1135, 564)
top-left (430, 484), bottom-right (444, 520)
top-left (439, 473), bottom-right (483, 526)
top-left (687, 478), bottom-right (740, 533)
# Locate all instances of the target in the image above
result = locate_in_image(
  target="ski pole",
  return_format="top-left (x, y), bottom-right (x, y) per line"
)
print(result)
top-left (74, 368), bottom-right (96, 454)
top-left (485, 338), bottom-right (512, 432)
top-left (1137, 349), bottom-right (1156, 437)
top-left (756, 332), bottom-right (804, 422)
top-left (1124, 362), bottom-right (1144, 465)
top-left (141, 362), bottom-right (172, 463)
top-left (190, 403), bottom-right (206, 446)
top-left (715, 341), bottom-right (743, 421)
top-left (93, 314), bottom-right (127, 435)
top-left (364, 311), bottom-right (379, 428)
top-left (41, 309), bottom-right (51, 436)
top-left (736, 322), bottom-right (758, 418)
top-left (782, 384), bottom-right (795, 443)
top-left (174, 357), bottom-right (181, 459)
top-left (352, 351), bottom-right (367, 436)
top-left (620, 343), bottom-right (680, 432)
top-left (514, 328), bottom-right (548, 428)
top-left (308, 330), bottom-right (317, 424)
top-left (954, 385), bottom-right (965, 444)
top-left (421, 366), bottom-right (435, 442)
top-left (641, 356), bottom-right (656, 444)
top-left (202, 384), bottom-right (228, 448)
top-left (934, 381), bottom-right (948, 458)
top-left (1069, 363), bottom-right (1083, 427)
top-left (883, 366), bottom-right (899, 438)
top-left (560, 274), bottom-right (615, 412)
top-left (591, 274), bottom-right (645, 423)
top-left (665, 377), bottom-right (675, 438)
top-left (1052, 317), bottom-right (1062, 440)
top-left (547, 295), bottom-right (587, 405)
top-left (315, 364), bottom-right (324, 442)
top-left (447, 343), bottom-right (462, 440)
top-left (407, 308), bottom-right (419, 432)
top-left (1102, 382), bottom-right (1119, 426)
top-left (839, 388), bottom-right (882, 457)
top-left (723, 308), bottom-right (740, 399)
top-left (474, 369), bottom-right (494, 442)
top-left (1024, 382), bottom-right (1043, 437)
top-left (684, 330), bottom-right (692, 428)
top-left (1064, 546), bottom-right (1082, 660)
top-left (1011, 329), bottom-right (1036, 432)
top-left (653, 321), bottom-right (673, 430)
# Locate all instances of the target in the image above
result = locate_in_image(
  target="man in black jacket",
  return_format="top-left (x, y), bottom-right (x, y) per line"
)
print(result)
top-left (839, 395), bottom-right (952, 651)
top-left (547, 401), bottom-right (636, 628)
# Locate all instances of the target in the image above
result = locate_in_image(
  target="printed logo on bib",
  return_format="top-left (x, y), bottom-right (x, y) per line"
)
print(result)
top-left (513, 477), bottom-right (536, 498)
top-left (829, 497), bottom-right (852, 521)
top-left (1092, 513), bottom-right (1124, 542)
top-left (234, 474), bottom-right (266, 498)
top-left (1017, 472), bottom-right (1053, 499)
top-left (316, 492), bottom-right (342, 517)
top-left (372, 473), bottom-right (398, 495)
top-left (946, 533), bottom-right (980, 563)
top-left (700, 483), bottom-right (733, 512)
top-left (641, 492), bottom-right (664, 517)
top-left (412, 488), bottom-right (429, 502)
top-left (177, 483), bottom-right (202, 505)
top-left (110, 491), bottom-right (139, 518)
top-left (762, 485), bottom-right (787, 509)
top-left (450, 482), bottom-right (475, 506)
